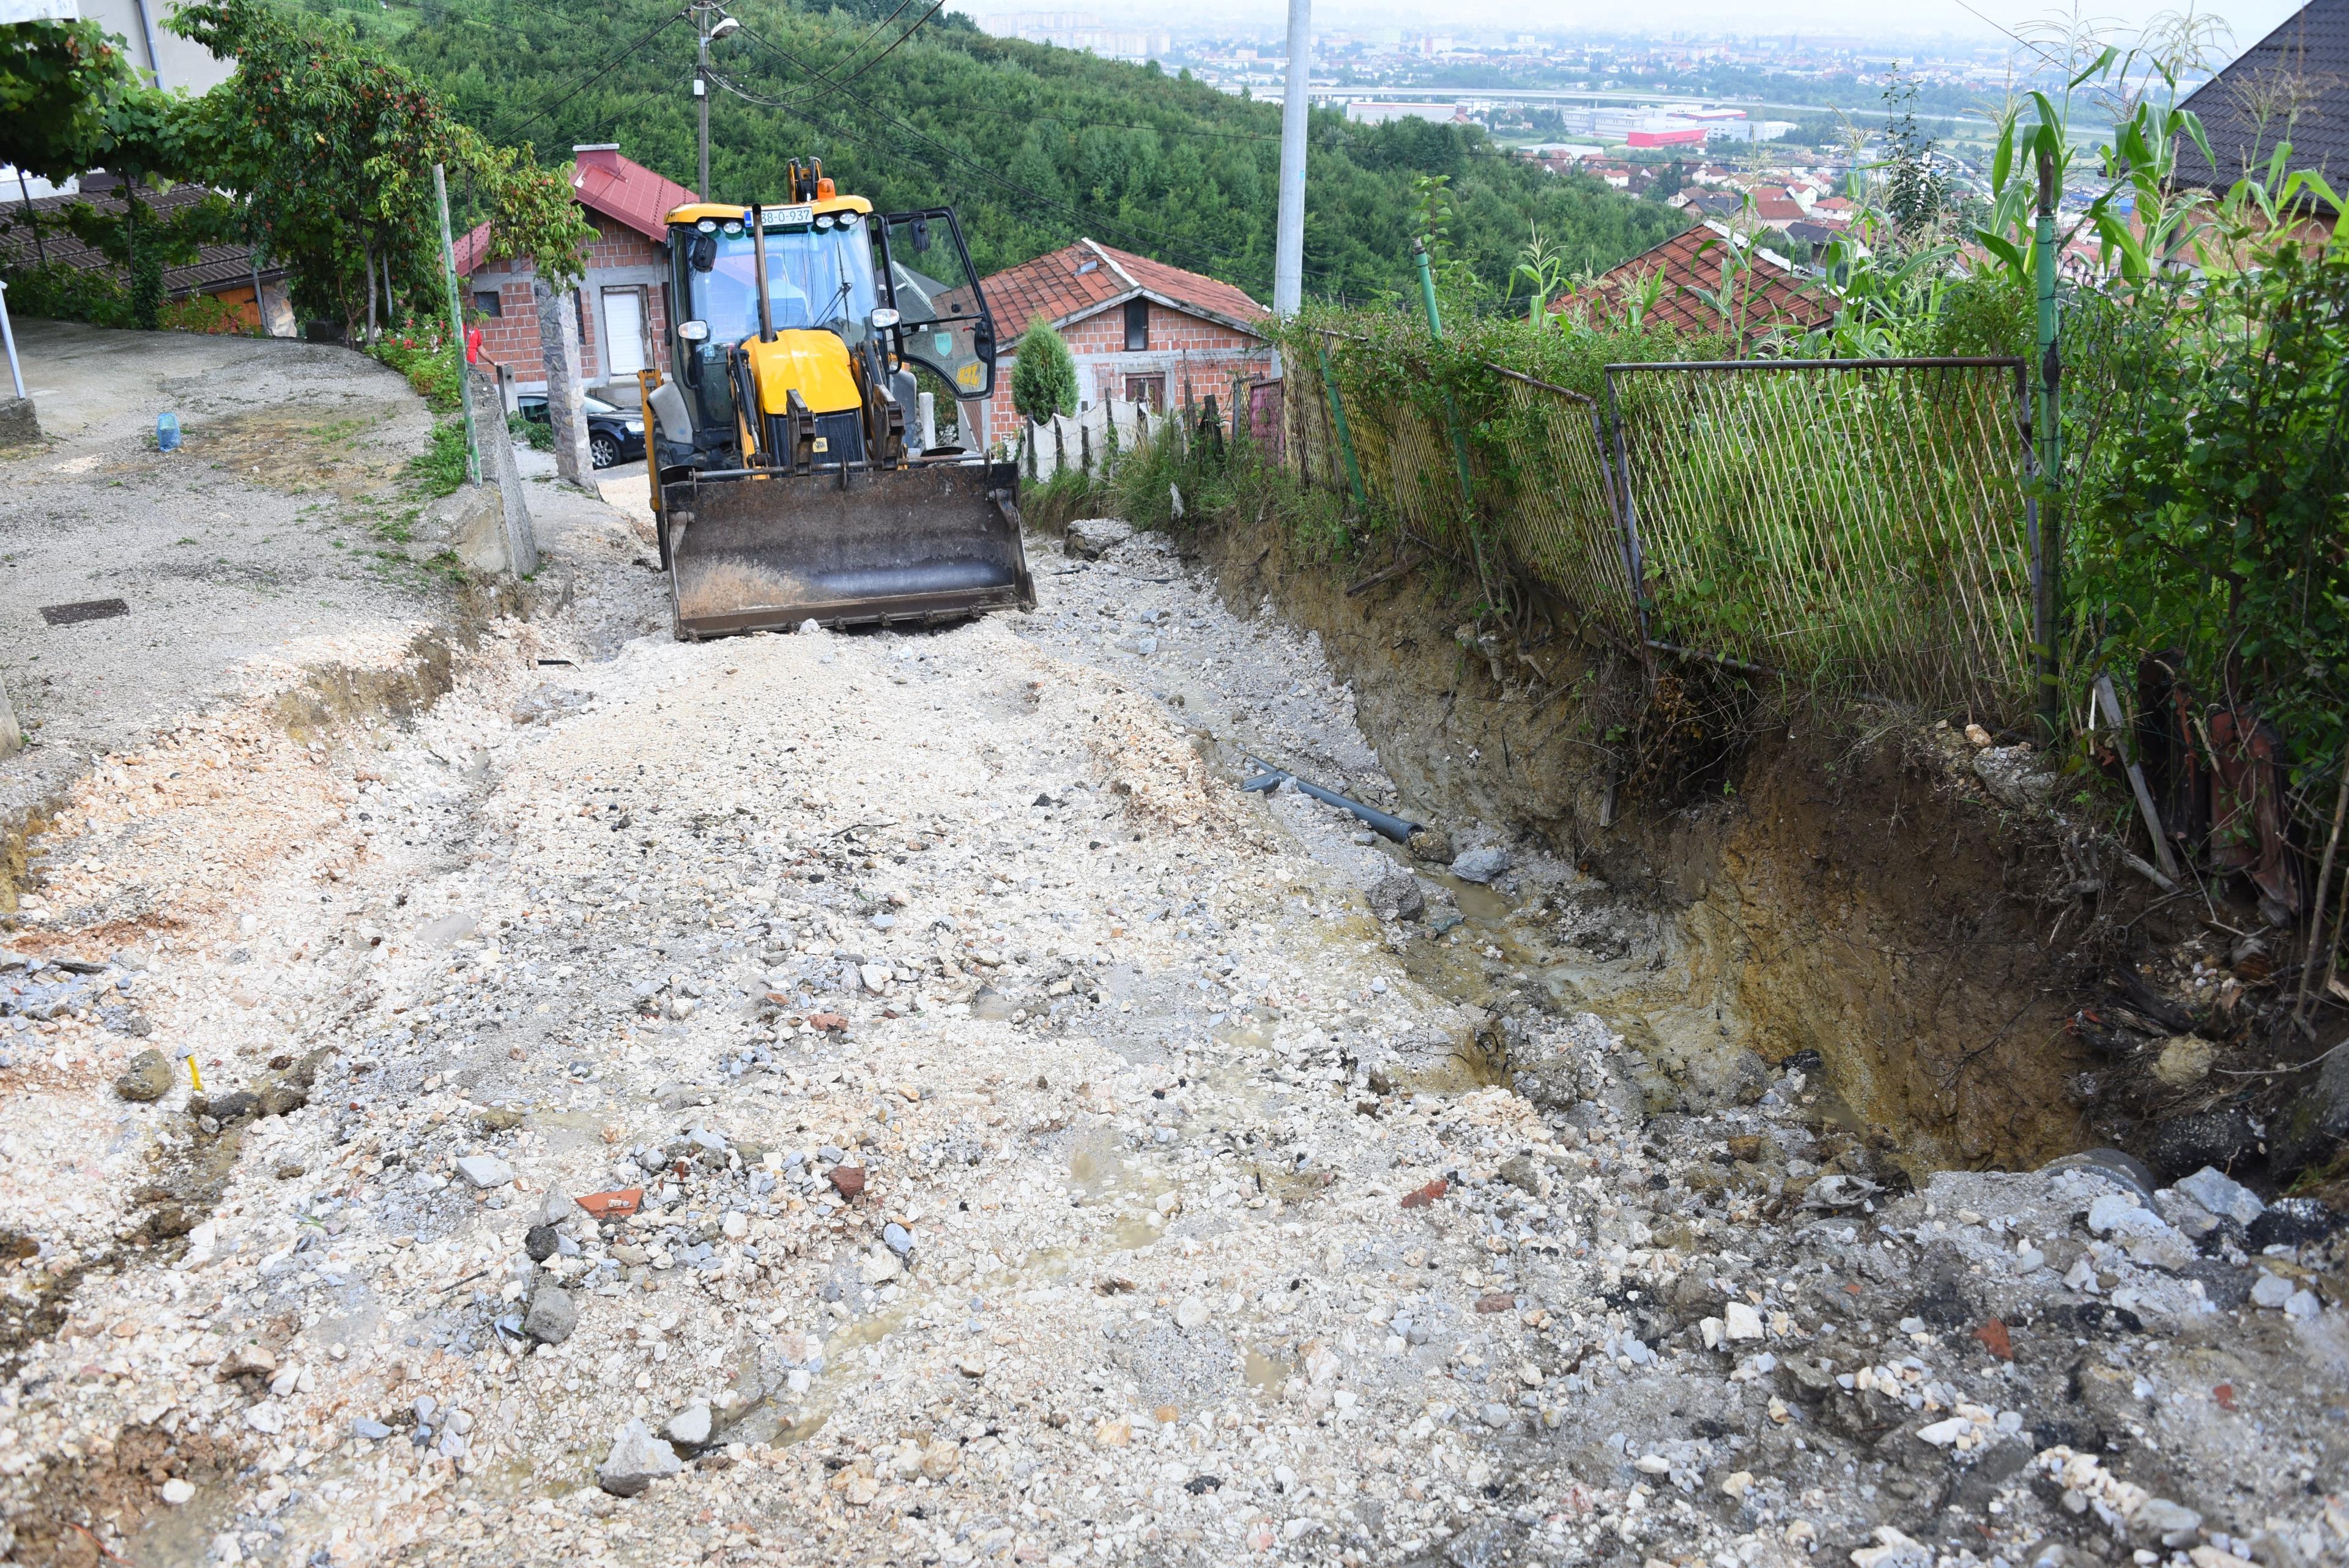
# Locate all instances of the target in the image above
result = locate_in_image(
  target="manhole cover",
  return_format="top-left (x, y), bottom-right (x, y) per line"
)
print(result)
top-left (40, 598), bottom-right (130, 626)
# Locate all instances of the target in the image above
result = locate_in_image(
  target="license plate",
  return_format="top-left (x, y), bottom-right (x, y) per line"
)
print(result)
top-left (763, 205), bottom-right (814, 229)
top-left (811, 436), bottom-right (829, 453)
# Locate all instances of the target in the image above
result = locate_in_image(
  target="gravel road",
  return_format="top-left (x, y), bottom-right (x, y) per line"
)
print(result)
top-left (0, 512), bottom-right (2341, 1568)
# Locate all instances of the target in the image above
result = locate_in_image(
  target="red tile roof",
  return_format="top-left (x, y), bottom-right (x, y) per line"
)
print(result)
top-left (451, 144), bottom-right (695, 276)
top-left (1559, 219), bottom-right (1832, 339)
top-left (979, 239), bottom-right (1268, 338)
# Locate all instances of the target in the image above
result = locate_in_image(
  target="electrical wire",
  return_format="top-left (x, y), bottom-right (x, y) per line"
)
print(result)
top-left (826, 0), bottom-right (918, 81)
top-left (497, 8), bottom-right (686, 147)
top-left (828, 0), bottom-right (946, 94)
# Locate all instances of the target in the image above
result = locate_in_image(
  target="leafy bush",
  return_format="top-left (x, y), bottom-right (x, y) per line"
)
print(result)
top-left (1, 259), bottom-right (133, 327)
top-left (158, 292), bottom-right (252, 335)
top-left (508, 411), bottom-right (552, 451)
top-left (366, 322), bottom-right (461, 413)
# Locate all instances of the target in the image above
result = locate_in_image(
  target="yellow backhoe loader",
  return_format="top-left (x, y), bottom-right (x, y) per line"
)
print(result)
top-left (636, 160), bottom-right (1033, 637)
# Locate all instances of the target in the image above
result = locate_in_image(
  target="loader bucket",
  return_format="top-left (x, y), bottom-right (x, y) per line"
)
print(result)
top-left (662, 459), bottom-right (1034, 637)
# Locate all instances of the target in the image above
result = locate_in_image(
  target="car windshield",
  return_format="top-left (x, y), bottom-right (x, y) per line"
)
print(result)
top-left (582, 396), bottom-right (622, 415)
top-left (689, 218), bottom-right (878, 343)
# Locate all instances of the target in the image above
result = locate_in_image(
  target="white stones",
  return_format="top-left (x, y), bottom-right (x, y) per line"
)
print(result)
top-left (2174, 1166), bottom-right (2263, 1227)
top-left (597, 1419), bottom-right (683, 1496)
top-left (455, 1154), bottom-right (514, 1189)
top-left (1915, 1416), bottom-right (1970, 1447)
top-left (1633, 1453), bottom-right (1672, 1474)
top-left (1174, 1296), bottom-right (1210, 1331)
top-left (720, 1211), bottom-right (748, 1240)
top-left (160, 1477), bottom-right (196, 1505)
top-left (664, 1403), bottom-right (712, 1449)
top-left (243, 1402), bottom-right (284, 1435)
top-left (2085, 1192), bottom-right (2170, 1239)
top-left (2251, 1273), bottom-right (2295, 1309)
top-left (1722, 1302), bottom-right (1765, 1341)
top-left (859, 964), bottom-right (890, 994)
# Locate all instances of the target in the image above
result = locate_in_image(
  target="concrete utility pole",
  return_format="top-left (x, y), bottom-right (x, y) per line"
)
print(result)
top-left (695, 7), bottom-right (740, 203)
top-left (1272, 0), bottom-right (1310, 316)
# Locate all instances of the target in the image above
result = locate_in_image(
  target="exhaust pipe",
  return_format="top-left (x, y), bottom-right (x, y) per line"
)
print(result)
top-left (750, 204), bottom-right (774, 344)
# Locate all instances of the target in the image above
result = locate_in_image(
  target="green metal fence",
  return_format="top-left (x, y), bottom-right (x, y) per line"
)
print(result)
top-left (1282, 341), bottom-right (2036, 724)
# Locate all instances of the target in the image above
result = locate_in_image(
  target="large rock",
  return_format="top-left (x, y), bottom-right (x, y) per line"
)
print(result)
top-left (522, 1284), bottom-right (577, 1345)
top-left (597, 1419), bottom-right (683, 1496)
top-left (1450, 846), bottom-right (1511, 884)
top-left (1064, 518), bottom-right (1134, 559)
top-left (113, 1049), bottom-right (177, 1102)
top-left (1406, 827), bottom-right (1453, 864)
top-left (1972, 746), bottom-right (2056, 810)
top-left (1365, 871), bottom-right (1425, 923)
top-left (0, 396), bottom-right (39, 450)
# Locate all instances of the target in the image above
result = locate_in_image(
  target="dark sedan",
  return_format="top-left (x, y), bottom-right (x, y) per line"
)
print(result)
top-left (516, 392), bottom-right (647, 470)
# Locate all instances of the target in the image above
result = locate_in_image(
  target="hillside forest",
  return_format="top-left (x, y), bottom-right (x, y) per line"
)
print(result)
top-left (357, 0), bottom-right (1686, 308)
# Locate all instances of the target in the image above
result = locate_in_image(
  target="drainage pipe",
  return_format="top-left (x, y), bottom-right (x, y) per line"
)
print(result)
top-left (1240, 755), bottom-right (1422, 844)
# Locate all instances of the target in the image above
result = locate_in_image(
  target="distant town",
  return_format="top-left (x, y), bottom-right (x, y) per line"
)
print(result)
top-left (958, 15), bottom-right (2208, 275)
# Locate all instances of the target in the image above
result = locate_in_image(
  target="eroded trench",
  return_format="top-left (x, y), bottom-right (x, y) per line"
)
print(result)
top-left (1162, 516), bottom-right (2098, 1184)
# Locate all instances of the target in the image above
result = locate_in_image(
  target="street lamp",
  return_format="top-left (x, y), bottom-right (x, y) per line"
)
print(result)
top-left (696, 7), bottom-right (740, 202)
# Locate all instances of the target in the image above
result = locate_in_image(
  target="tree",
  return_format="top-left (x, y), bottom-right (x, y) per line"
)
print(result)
top-left (171, 0), bottom-right (579, 341)
top-left (1011, 321), bottom-right (1077, 425)
top-left (0, 19), bottom-right (138, 181)
top-left (1878, 73), bottom-right (1953, 248)
top-left (2, 18), bottom-right (220, 329)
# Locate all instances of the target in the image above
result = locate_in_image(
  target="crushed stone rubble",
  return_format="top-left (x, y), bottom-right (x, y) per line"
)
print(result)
top-left (0, 526), bottom-right (2340, 1568)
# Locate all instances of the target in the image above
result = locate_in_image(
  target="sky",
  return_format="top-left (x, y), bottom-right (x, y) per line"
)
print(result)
top-left (965, 0), bottom-right (2310, 61)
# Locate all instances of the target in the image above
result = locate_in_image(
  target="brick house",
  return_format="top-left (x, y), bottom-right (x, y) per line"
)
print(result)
top-left (452, 144), bottom-right (696, 401)
top-left (973, 239), bottom-right (1272, 454)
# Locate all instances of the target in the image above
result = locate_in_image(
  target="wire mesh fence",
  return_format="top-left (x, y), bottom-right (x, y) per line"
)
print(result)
top-left (1607, 358), bottom-right (2034, 718)
top-left (1282, 338), bottom-right (2036, 724)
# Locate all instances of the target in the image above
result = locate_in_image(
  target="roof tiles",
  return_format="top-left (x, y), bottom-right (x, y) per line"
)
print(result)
top-left (979, 239), bottom-right (1268, 338)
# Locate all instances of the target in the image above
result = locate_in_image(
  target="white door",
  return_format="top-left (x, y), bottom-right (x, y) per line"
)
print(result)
top-left (601, 288), bottom-right (647, 377)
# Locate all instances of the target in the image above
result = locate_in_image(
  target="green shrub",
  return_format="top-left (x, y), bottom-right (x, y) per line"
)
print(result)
top-left (1, 259), bottom-right (134, 327)
top-left (1010, 320), bottom-right (1077, 425)
top-left (368, 321), bottom-right (462, 413)
top-left (408, 417), bottom-right (469, 497)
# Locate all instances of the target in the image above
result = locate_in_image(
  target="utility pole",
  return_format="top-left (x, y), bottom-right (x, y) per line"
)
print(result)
top-left (696, 6), bottom-right (712, 203)
top-left (1272, 0), bottom-right (1310, 316)
top-left (694, 6), bottom-right (739, 203)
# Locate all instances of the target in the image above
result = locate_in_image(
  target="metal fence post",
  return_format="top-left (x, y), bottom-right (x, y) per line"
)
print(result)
top-left (2032, 147), bottom-right (2064, 743)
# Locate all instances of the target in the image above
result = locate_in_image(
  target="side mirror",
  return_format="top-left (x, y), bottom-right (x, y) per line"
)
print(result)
top-left (909, 216), bottom-right (932, 253)
top-left (869, 308), bottom-right (901, 330)
top-left (687, 232), bottom-right (718, 273)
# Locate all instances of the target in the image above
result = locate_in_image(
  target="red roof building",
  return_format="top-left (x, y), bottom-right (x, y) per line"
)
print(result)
top-left (1558, 219), bottom-right (1833, 340)
top-left (457, 144), bottom-right (699, 399)
top-left (973, 238), bottom-right (1273, 455)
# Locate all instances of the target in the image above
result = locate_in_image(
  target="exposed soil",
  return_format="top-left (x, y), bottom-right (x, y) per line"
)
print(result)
top-left (1184, 521), bottom-right (2117, 1177)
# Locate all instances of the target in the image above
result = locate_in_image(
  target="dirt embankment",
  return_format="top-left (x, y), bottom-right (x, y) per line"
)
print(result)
top-left (1190, 522), bottom-right (2101, 1176)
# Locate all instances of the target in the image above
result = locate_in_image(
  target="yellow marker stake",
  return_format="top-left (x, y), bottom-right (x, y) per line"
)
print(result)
top-left (187, 1055), bottom-right (203, 1093)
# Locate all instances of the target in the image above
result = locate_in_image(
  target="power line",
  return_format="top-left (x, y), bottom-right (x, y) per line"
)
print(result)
top-left (497, 7), bottom-right (685, 147)
top-left (827, 0), bottom-right (918, 80)
top-left (829, 0), bottom-right (946, 94)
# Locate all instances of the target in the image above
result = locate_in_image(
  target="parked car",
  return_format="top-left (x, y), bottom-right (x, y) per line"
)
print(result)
top-left (515, 392), bottom-right (645, 470)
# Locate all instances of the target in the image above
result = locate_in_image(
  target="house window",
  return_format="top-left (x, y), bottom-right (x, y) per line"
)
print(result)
top-left (1125, 374), bottom-right (1165, 411)
top-left (472, 290), bottom-right (502, 319)
top-left (601, 286), bottom-right (650, 377)
top-left (1123, 299), bottom-right (1149, 351)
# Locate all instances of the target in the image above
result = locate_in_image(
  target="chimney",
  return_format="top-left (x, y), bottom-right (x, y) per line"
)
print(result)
top-left (572, 144), bottom-right (623, 173)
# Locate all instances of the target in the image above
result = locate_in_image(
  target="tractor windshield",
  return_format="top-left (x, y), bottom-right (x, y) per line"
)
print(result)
top-left (689, 217), bottom-right (880, 345)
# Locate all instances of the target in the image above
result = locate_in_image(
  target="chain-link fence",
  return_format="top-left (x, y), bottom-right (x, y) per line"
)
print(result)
top-left (1281, 338), bottom-right (2036, 723)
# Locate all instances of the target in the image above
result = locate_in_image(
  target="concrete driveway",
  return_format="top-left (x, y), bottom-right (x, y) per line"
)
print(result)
top-left (0, 320), bottom-right (444, 844)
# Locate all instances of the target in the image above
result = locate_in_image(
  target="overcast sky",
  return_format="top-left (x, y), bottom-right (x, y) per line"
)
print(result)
top-left (969, 1), bottom-right (2307, 62)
